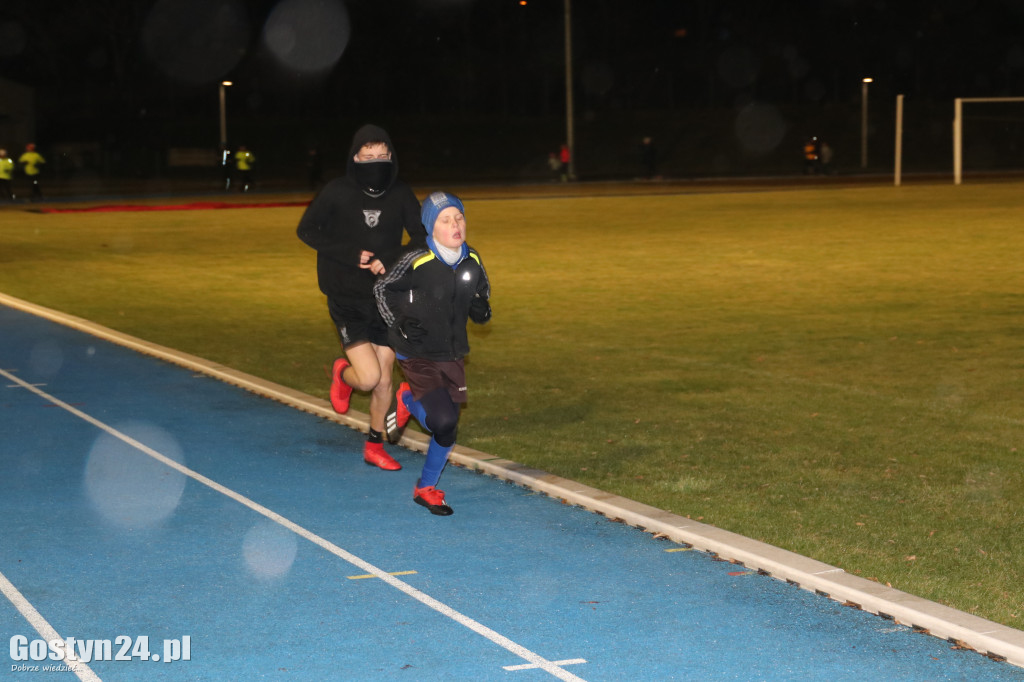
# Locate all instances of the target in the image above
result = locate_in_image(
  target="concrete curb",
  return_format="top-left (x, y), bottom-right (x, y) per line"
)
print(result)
top-left (4, 290), bottom-right (1023, 670)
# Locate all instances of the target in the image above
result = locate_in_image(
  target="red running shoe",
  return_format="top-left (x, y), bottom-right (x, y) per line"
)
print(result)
top-left (413, 483), bottom-right (453, 516)
top-left (363, 442), bottom-right (401, 471)
top-left (385, 382), bottom-right (412, 444)
top-left (329, 358), bottom-right (352, 414)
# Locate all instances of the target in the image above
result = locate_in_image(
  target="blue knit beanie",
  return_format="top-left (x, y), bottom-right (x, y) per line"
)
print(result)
top-left (420, 191), bottom-right (464, 235)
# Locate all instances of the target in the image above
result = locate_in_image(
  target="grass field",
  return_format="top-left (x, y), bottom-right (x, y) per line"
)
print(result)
top-left (2, 180), bottom-right (1022, 628)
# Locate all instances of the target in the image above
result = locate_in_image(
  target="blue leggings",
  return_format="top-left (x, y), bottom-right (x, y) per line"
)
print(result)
top-left (404, 388), bottom-right (459, 488)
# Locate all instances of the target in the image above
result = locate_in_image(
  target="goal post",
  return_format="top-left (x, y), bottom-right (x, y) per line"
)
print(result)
top-left (953, 96), bottom-right (1024, 184)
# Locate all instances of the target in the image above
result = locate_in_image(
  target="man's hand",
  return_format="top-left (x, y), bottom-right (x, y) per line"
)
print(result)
top-left (358, 250), bottom-right (386, 275)
top-left (358, 249), bottom-right (385, 274)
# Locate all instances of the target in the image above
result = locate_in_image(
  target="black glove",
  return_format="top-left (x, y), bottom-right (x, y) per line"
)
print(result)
top-left (469, 296), bottom-right (491, 323)
top-left (398, 317), bottom-right (427, 343)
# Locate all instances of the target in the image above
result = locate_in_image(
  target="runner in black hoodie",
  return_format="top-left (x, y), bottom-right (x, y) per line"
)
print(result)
top-left (297, 124), bottom-right (426, 471)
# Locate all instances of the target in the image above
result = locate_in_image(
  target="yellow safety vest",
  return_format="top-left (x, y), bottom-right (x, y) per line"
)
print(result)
top-left (236, 151), bottom-right (254, 171)
top-left (19, 151), bottom-right (45, 176)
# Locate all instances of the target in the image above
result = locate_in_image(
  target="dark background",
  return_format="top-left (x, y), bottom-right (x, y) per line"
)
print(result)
top-left (3, 0), bottom-right (1024, 185)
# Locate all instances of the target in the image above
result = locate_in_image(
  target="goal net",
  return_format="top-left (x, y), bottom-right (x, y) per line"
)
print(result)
top-left (953, 97), bottom-right (1024, 184)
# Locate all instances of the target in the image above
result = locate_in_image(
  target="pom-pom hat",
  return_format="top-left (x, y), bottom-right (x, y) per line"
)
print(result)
top-left (420, 191), bottom-right (464, 235)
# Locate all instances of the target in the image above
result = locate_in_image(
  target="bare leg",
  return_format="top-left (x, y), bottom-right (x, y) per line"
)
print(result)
top-left (367, 344), bottom-right (395, 433)
top-left (341, 342), bottom-right (401, 470)
top-left (339, 342), bottom-right (383, 393)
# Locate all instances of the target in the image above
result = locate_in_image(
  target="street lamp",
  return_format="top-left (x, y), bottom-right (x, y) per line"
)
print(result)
top-left (861, 77), bottom-right (872, 169)
top-left (219, 81), bottom-right (232, 149)
top-left (563, 0), bottom-right (575, 180)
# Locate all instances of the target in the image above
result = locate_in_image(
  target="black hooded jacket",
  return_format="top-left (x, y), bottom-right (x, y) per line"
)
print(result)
top-left (296, 124), bottom-right (426, 300)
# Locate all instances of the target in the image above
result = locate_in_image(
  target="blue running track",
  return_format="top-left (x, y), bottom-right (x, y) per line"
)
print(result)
top-left (2, 300), bottom-right (1023, 681)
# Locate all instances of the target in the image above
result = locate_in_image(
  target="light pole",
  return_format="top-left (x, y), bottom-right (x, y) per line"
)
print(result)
top-left (861, 77), bottom-right (872, 169)
top-left (563, 0), bottom-right (575, 180)
top-left (219, 81), bottom-right (232, 149)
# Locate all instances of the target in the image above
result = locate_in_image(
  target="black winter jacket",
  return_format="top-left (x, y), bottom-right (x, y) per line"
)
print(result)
top-left (296, 125), bottom-right (426, 300)
top-left (374, 242), bottom-right (491, 362)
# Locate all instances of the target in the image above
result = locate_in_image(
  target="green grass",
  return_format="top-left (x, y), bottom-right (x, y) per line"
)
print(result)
top-left (2, 182), bottom-right (1023, 627)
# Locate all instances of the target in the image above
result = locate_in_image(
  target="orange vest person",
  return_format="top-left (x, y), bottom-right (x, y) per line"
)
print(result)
top-left (803, 137), bottom-right (821, 175)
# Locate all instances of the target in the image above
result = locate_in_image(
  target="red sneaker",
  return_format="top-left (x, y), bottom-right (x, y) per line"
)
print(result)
top-left (363, 441), bottom-right (401, 471)
top-left (385, 382), bottom-right (412, 444)
top-left (329, 358), bottom-right (352, 414)
top-left (413, 483), bottom-right (453, 516)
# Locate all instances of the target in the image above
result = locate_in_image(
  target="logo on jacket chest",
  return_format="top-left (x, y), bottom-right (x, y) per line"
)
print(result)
top-left (363, 210), bottom-right (382, 228)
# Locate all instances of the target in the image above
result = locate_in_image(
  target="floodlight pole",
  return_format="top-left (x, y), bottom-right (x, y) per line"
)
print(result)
top-left (564, 0), bottom-right (575, 180)
top-left (861, 78), bottom-right (872, 169)
top-left (894, 94), bottom-right (904, 186)
top-left (219, 81), bottom-right (232, 148)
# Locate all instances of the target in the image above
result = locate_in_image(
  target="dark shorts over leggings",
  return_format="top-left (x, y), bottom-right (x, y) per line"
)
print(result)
top-left (397, 357), bottom-right (466, 446)
top-left (397, 357), bottom-right (467, 405)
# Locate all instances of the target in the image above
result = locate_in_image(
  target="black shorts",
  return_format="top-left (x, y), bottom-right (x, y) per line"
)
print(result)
top-left (397, 357), bottom-right (467, 404)
top-left (327, 296), bottom-right (390, 348)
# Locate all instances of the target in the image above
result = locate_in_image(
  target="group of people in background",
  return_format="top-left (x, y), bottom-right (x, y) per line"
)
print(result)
top-left (296, 124), bottom-right (491, 517)
top-left (0, 143), bottom-right (47, 201)
top-left (0, 134), bottom-right (841, 203)
top-left (217, 144), bottom-right (324, 193)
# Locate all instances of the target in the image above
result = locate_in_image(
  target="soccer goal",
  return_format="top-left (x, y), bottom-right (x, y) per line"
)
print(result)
top-left (953, 96), bottom-right (1024, 184)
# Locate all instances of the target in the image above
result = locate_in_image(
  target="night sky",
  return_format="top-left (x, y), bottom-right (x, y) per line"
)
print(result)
top-left (2, 0), bottom-right (1023, 179)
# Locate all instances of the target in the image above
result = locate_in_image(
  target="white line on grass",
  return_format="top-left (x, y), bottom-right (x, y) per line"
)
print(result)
top-left (0, 570), bottom-right (102, 682)
top-left (0, 367), bottom-right (587, 682)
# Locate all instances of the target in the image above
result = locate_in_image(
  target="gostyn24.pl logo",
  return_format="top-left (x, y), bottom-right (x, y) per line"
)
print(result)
top-left (10, 635), bottom-right (191, 665)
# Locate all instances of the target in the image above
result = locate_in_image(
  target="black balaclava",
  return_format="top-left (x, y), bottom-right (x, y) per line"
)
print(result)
top-left (350, 160), bottom-right (392, 197)
top-left (347, 123), bottom-right (399, 198)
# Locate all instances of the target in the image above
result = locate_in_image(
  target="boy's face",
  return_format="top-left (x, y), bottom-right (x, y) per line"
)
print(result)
top-left (354, 143), bottom-right (391, 162)
top-left (432, 207), bottom-right (466, 250)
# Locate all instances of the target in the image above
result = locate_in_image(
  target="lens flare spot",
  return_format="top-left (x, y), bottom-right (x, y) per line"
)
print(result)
top-left (28, 339), bottom-right (64, 379)
top-left (142, 0), bottom-right (250, 84)
top-left (734, 102), bottom-right (788, 156)
top-left (242, 520), bottom-right (298, 579)
top-left (84, 422), bottom-right (186, 528)
top-left (263, 0), bottom-right (350, 74)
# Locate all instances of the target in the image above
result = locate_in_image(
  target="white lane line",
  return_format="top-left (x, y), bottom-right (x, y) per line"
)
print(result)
top-left (505, 658), bottom-right (588, 671)
top-left (0, 367), bottom-right (588, 682)
top-left (0, 570), bottom-right (102, 682)
top-left (347, 570), bottom-right (418, 580)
